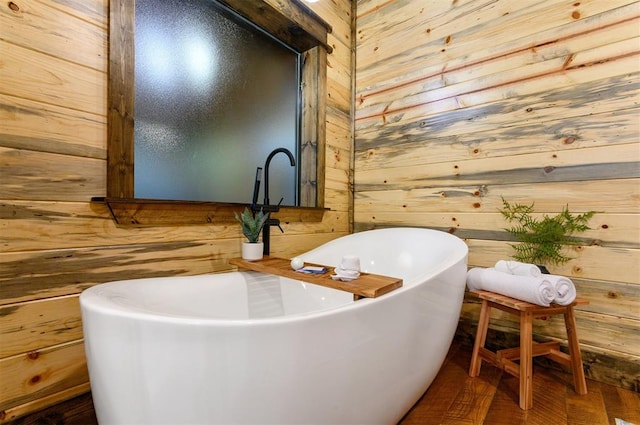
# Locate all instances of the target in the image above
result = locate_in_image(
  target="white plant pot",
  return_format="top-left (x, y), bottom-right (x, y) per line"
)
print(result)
top-left (242, 242), bottom-right (264, 261)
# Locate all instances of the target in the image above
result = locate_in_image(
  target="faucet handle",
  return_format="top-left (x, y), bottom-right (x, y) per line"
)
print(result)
top-left (268, 217), bottom-right (285, 233)
top-left (275, 198), bottom-right (285, 232)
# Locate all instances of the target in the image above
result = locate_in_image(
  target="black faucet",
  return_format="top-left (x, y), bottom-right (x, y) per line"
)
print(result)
top-left (264, 148), bottom-right (296, 205)
top-left (261, 148), bottom-right (296, 255)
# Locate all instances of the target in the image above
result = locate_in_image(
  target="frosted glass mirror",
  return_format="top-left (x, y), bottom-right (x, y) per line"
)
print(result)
top-left (107, 0), bottom-right (331, 216)
top-left (135, 0), bottom-right (298, 205)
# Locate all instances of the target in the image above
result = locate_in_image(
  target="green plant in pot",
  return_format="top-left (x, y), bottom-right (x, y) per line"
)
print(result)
top-left (499, 198), bottom-right (596, 273)
top-left (235, 207), bottom-right (270, 261)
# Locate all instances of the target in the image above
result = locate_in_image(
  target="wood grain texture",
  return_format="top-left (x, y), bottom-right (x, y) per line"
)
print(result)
top-left (355, 179), bottom-right (640, 214)
top-left (356, 70), bottom-right (640, 141)
top-left (353, 212), bottom-right (639, 248)
top-left (5, 343), bottom-right (637, 425)
top-left (0, 240), bottom-right (240, 305)
top-left (0, 0), bottom-right (353, 419)
top-left (0, 148), bottom-right (106, 202)
top-left (457, 318), bottom-right (640, 393)
top-left (98, 198), bottom-right (327, 226)
top-left (0, 340), bottom-right (88, 412)
top-left (0, 201), bottom-right (348, 252)
top-left (464, 238), bottom-right (639, 284)
top-left (0, 95), bottom-right (106, 159)
top-left (356, 143), bottom-right (640, 191)
top-left (357, 0), bottom-right (638, 92)
top-left (355, 0), bottom-right (640, 391)
top-left (107, 0), bottom-right (134, 198)
top-left (221, 0), bottom-right (333, 53)
top-left (0, 385), bottom-right (95, 425)
top-left (0, 295), bottom-right (82, 358)
top-left (229, 256), bottom-right (402, 298)
top-left (0, 41), bottom-right (106, 116)
top-left (0, 0), bottom-right (107, 71)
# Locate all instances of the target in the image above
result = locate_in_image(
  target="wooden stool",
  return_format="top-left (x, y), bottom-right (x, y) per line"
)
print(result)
top-left (468, 289), bottom-right (589, 410)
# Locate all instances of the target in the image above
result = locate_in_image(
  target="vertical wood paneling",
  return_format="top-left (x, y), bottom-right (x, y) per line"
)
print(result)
top-left (355, 0), bottom-right (640, 390)
top-left (0, 0), bottom-right (353, 420)
top-left (106, 0), bottom-right (134, 199)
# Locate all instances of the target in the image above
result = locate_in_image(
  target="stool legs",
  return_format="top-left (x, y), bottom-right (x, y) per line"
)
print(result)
top-left (468, 291), bottom-right (589, 410)
top-left (519, 311), bottom-right (534, 410)
top-left (469, 299), bottom-right (490, 377)
top-left (564, 307), bottom-right (588, 394)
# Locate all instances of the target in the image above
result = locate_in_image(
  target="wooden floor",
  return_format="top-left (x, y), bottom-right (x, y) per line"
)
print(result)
top-left (399, 343), bottom-right (640, 425)
top-left (6, 343), bottom-right (639, 425)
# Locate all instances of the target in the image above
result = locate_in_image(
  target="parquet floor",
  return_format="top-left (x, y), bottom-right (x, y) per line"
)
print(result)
top-left (399, 343), bottom-right (640, 425)
top-left (7, 343), bottom-right (639, 425)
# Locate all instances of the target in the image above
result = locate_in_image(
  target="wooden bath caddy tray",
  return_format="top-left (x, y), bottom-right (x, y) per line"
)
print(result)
top-left (229, 256), bottom-right (402, 300)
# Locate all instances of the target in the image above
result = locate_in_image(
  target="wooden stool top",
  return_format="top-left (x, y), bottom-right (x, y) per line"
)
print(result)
top-left (469, 290), bottom-right (589, 312)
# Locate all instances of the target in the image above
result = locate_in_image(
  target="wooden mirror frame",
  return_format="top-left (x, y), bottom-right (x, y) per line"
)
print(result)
top-left (102, 0), bottom-right (330, 225)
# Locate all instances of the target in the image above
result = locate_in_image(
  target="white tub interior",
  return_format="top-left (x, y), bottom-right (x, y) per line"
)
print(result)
top-left (88, 271), bottom-right (354, 321)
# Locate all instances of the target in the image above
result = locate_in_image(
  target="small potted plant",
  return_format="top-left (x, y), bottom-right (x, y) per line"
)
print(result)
top-left (499, 198), bottom-right (596, 272)
top-left (235, 207), bottom-right (270, 261)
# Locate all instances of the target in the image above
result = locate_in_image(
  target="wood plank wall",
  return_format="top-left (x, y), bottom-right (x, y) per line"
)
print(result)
top-left (355, 0), bottom-right (640, 391)
top-left (0, 0), bottom-right (354, 421)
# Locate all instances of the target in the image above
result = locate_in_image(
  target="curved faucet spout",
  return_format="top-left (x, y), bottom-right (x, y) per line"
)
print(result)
top-left (263, 148), bottom-right (296, 206)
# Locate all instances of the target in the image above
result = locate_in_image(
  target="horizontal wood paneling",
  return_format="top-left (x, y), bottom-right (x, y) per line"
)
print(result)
top-left (355, 0), bottom-right (640, 391)
top-left (0, 41), bottom-right (106, 116)
top-left (0, 0), bottom-right (107, 70)
top-left (0, 296), bottom-right (82, 359)
top-left (464, 239), bottom-right (639, 286)
top-left (308, 0), bottom-right (352, 48)
top-left (0, 241), bottom-right (236, 305)
top-left (0, 382), bottom-right (92, 424)
top-left (357, 0), bottom-right (638, 91)
top-left (0, 0), bottom-right (354, 419)
top-left (0, 149), bottom-right (106, 202)
top-left (0, 94), bottom-right (106, 159)
top-left (38, 0), bottom-right (108, 28)
top-left (0, 201), bottom-right (347, 252)
top-left (356, 179), bottom-right (640, 214)
top-left (353, 212), bottom-right (639, 248)
top-left (356, 143), bottom-right (640, 190)
top-left (356, 52), bottom-right (639, 129)
top-left (356, 71), bottom-right (640, 147)
top-left (0, 340), bottom-right (88, 411)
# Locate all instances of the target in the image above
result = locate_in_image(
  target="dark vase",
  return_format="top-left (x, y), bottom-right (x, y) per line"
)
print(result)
top-left (537, 265), bottom-right (550, 274)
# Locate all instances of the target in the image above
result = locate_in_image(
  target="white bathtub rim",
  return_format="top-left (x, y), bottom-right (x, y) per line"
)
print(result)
top-left (80, 227), bottom-right (468, 327)
top-left (81, 272), bottom-right (357, 327)
top-left (80, 252), bottom-right (466, 329)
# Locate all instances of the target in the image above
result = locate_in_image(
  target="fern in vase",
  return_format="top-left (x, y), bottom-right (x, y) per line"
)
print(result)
top-left (499, 198), bottom-right (596, 267)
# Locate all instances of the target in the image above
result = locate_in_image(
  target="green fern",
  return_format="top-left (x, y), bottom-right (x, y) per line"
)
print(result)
top-left (500, 198), bottom-right (596, 266)
top-left (234, 207), bottom-right (269, 243)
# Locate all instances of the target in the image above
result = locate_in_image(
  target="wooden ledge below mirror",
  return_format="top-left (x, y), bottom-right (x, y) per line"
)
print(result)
top-left (92, 197), bottom-right (328, 226)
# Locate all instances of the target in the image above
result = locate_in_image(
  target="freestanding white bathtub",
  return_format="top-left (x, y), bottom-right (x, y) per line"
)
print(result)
top-left (81, 228), bottom-right (468, 425)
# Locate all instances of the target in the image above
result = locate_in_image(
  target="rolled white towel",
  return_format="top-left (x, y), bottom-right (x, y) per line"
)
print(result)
top-left (466, 267), bottom-right (485, 291)
top-left (546, 274), bottom-right (576, 305)
top-left (466, 267), bottom-right (556, 306)
top-left (495, 260), bottom-right (542, 277)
